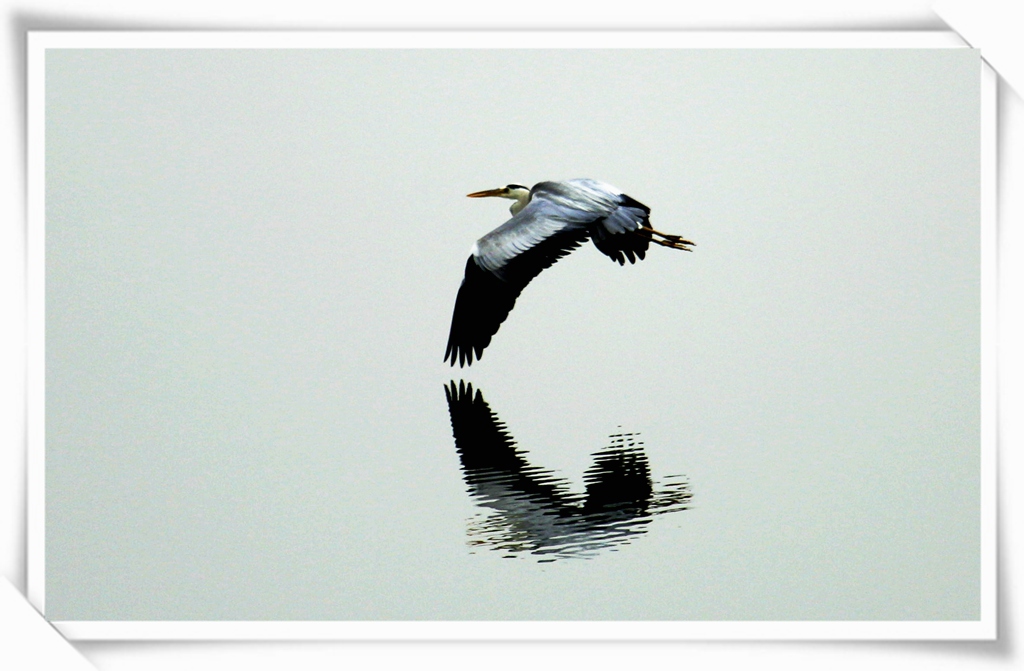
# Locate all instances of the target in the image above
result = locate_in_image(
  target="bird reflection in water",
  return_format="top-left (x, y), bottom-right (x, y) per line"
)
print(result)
top-left (444, 381), bottom-right (692, 561)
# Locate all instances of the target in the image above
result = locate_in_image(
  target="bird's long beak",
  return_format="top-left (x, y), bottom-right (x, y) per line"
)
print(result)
top-left (467, 188), bottom-right (505, 198)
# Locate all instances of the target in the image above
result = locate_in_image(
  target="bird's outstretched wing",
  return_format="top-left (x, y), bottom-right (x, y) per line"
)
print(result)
top-left (444, 199), bottom-right (595, 367)
top-left (529, 180), bottom-right (655, 265)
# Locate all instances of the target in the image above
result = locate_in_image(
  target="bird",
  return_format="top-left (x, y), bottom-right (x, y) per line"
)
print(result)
top-left (444, 178), bottom-right (694, 367)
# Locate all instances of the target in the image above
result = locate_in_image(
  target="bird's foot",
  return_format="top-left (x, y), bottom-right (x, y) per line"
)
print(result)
top-left (652, 237), bottom-right (695, 251)
top-left (641, 226), bottom-right (695, 251)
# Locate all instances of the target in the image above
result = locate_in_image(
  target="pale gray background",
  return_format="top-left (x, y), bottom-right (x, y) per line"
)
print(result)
top-left (45, 48), bottom-right (980, 620)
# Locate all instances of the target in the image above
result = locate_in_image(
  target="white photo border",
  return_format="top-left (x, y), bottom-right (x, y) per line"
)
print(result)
top-left (26, 30), bottom-right (997, 641)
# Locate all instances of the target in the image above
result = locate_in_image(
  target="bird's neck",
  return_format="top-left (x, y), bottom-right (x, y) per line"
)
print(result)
top-left (508, 190), bottom-right (531, 215)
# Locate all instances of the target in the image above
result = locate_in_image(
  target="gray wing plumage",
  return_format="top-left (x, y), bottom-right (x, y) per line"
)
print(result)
top-left (533, 179), bottom-right (654, 266)
top-left (444, 179), bottom-right (654, 367)
top-left (472, 195), bottom-right (595, 277)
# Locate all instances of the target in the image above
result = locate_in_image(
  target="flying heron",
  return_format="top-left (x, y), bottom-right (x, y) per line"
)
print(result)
top-left (444, 178), bottom-right (694, 367)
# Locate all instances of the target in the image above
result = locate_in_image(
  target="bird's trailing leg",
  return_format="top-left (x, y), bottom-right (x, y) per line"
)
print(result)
top-left (651, 237), bottom-right (694, 251)
top-left (638, 226), bottom-right (695, 252)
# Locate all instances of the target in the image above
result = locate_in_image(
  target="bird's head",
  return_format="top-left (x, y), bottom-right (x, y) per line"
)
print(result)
top-left (467, 184), bottom-right (532, 215)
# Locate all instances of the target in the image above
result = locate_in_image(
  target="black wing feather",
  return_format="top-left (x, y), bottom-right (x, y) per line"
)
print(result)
top-left (589, 194), bottom-right (652, 266)
top-left (444, 227), bottom-right (590, 367)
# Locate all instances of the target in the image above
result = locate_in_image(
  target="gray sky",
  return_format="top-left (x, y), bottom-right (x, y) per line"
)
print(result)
top-left (45, 47), bottom-right (980, 620)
